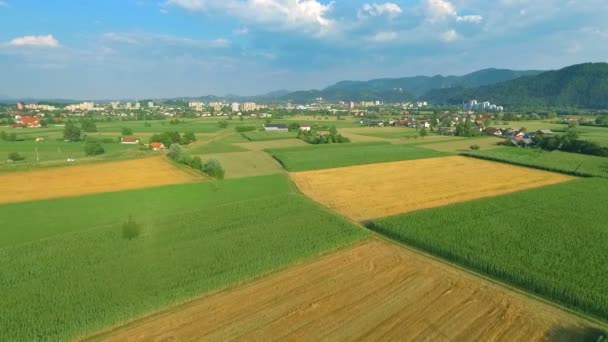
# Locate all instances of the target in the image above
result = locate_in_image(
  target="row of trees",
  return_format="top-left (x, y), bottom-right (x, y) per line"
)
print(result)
top-left (149, 132), bottom-right (196, 146)
top-left (297, 126), bottom-right (350, 144)
top-left (533, 134), bottom-right (608, 157)
top-left (166, 144), bottom-right (225, 179)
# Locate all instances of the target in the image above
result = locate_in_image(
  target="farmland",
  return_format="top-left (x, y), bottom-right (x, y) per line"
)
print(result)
top-left (0, 174), bottom-right (369, 341)
top-left (291, 156), bottom-right (573, 221)
top-left (240, 130), bottom-right (299, 141)
top-left (196, 151), bottom-right (284, 179)
top-left (88, 239), bottom-right (597, 341)
top-left (0, 157), bottom-right (202, 205)
top-left (368, 178), bottom-right (608, 321)
top-left (464, 147), bottom-right (608, 177)
top-left (269, 142), bottom-right (449, 172)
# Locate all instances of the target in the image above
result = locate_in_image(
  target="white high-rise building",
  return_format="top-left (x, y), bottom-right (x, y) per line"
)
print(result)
top-left (240, 102), bottom-right (256, 112)
top-left (148, 102), bottom-right (154, 108)
top-left (135, 102), bottom-right (141, 109)
top-left (231, 103), bottom-right (240, 112)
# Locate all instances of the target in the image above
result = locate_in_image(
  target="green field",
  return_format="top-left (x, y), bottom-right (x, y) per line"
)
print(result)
top-left (575, 126), bottom-right (608, 147)
top-left (95, 119), bottom-right (225, 134)
top-left (187, 133), bottom-right (249, 154)
top-left (368, 178), bottom-right (608, 321)
top-left (0, 138), bottom-right (144, 172)
top-left (241, 131), bottom-right (299, 141)
top-left (463, 147), bottom-right (608, 177)
top-left (0, 174), bottom-right (369, 341)
top-left (268, 142), bottom-right (450, 172)
top-left (354, 129), bottom-right (421, 139)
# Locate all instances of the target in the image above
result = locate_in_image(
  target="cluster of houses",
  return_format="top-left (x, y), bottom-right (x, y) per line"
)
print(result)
top-left (484, 127), bottom-right (554, 146)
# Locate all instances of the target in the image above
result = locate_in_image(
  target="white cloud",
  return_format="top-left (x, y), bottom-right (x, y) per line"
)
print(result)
top-left (368, 31), bottom-right (398, 43)
top-left (102, 32), bottom-right (230, 48)
top-left (441, 29), bottom-right (459, 42)
top-left (425, 0), bottom-right (456, 22)
top-left (8, 35), bottom-right (60, 48)
top-left (166, 0), bottom-right (335, 37)
top-left (360, 3), bottom-right (402, 18)
top-left (456, 15), bottom-right (483, 24)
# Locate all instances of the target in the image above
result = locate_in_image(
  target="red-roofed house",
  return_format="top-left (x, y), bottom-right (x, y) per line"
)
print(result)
top-left (19, 116), bottom-right (41, 128)
top-left (150, 142), bottom-right (165, 151)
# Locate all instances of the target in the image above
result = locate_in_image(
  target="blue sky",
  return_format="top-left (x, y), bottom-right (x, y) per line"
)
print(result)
top-left (1, 0), bottom-right (607, 99)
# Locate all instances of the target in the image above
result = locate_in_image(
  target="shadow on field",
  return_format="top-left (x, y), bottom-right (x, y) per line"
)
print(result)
top-left (547, 325), bottom-right (607, 342)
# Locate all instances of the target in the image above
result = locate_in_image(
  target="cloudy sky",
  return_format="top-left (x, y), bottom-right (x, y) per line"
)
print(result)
top-left (1, 0), bottom-right (607, 99)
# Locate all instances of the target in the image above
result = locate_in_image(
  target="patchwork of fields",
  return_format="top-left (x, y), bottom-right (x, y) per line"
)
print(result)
top-left (2, 118), bottom-right (608, 340)
top-left (291, 156), bottom-right (573, 221)
top-left (0, 174), bottom-right (369, 341)
top-left (88, 239), bottom-right (593, 341)
top-left (0, 157), bottom-right (202, 204)
top-left (368, 178), bottom-right (608, 321)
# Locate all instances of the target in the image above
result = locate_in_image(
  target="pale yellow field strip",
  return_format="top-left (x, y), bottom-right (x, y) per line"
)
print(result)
top-left (424, 138), bottom-right (503, 152)
top-left (291, 156), bottom-right (574, 221)
top-left (198, 151), bottom-right (284, 179)
top-left (0, 157), bottom-right (202, 205)
top-left (86, 239), bottom-right (593, 342)
top-left (234, 139), bottom-right (308, 151)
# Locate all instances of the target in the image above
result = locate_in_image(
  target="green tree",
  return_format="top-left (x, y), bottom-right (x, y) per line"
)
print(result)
top-left (122, 216), bottom-right (141, 240)
top-left (167, 143), bottom-right (183, 161)
top-left (84, 142), bottom-right (105, 156)
top-left (190, 156), bottom-right (203, 170)
top-left (202, 159), bottom-right (225, 180)
top-left (218, 121), bottom-right (229, 128)
top-left (182, 132), bottom-right (196, 144)
top-left (121, 127), bottom-right (133, 136)
top-left (81, 120), bottom-right (97, 133)
top-left (419, 127), bottom-right (428, 138)
top-left (63, 123), bottom-right (82, 141)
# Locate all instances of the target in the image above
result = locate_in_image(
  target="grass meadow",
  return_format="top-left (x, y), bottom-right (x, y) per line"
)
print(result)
top-left (0, 174), bottom-right (369, 341)
top-left (368, 178), bottom-right (608, 321)
top-left (268, 142), bottom-right (450, 171)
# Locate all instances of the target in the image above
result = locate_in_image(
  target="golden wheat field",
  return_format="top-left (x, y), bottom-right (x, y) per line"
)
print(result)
top-left (0, 157), bottom-right (203, 205)
top-left (87, 239), bottom-right (593, 342)
top-left (291, 156), bottom-right (574, 221)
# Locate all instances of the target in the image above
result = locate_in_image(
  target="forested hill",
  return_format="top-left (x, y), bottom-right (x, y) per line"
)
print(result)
top-left (422, 63), bottom-right (608, 109)
top-left (279, 68), bottom-right (542, 103)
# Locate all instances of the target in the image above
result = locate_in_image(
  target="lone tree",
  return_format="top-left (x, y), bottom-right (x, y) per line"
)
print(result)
top-left (122, 216), bottom-right (141, 240)
top-left (419, 127), bottom-right (428, 139)
top-left (84, 142), bottom-right (105, 156)
top-left (203, 159), bottom-right (225, 180)
top-left (81, 120), bottom-right (97, 133)
top-left (8, 152), bottom-right (25, 162)
top-left (64, 123), bottom-right (82, 141)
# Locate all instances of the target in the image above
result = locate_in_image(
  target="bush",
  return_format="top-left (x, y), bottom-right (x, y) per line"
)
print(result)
top-left (8, 152), bottom-right (25, 162)
top-left (121, 127), bottom-right (133, 136)
top-left (203, 159), bottom-right (225, 180)
top-left (235, 126), bottom-right (256, 132)
top-left (84, 142), bottom-right (105, 156)
top-left (190, 156), bottom-right (203, 170)
top-left (166, 143), bottom-right (183, 161)
top-left (81, 120), bottom-right (97, 133)
top-left (218, 121), bottom-right (229, 128)
top-left (122, 216), bottom-right (141, 240)
top-left (470, 144), bottom-right (481, 150)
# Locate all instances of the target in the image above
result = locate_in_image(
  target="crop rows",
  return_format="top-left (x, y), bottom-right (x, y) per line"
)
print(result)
top-left (369, 178), bottom-right (608, 321)
top-left (0, 175), bottom-right (368, 341)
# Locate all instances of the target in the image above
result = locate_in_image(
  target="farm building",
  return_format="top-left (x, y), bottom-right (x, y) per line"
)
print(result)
top-left (537, 129), bottom-right (554, 136)
top-left (150, 142), bottom-right (166, 151)
top-left (121, 137), bottom-right (141, 145)
top-left (264, 124), bottom-right (288, 132)
top-left (300, 125), bottom-right (311, 132)
top-left (13, 116), bottom-right (41, 128)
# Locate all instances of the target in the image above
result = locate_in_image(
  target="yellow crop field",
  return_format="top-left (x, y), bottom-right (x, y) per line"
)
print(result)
top-left (87, 239), bottom-right (593, 342)
top-left (291, 156), bottom-right (574, 221)
top-left (0, 157), bottom-right (203, 205)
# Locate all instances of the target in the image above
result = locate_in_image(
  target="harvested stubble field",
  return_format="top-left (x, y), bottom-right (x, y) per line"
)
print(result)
top-left (87, 239), bottom-right (600, 342)
top-left (291, 156), bottom-right (573, 221)
top-left (0, 157), bottom-right (201, 204)
top-left (424, 136), bottom-right (503, 152)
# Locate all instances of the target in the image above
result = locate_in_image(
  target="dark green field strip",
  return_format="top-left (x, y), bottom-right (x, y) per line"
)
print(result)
top-left (268, 142), bottom-right (450, 172)
top-left (240, 131), bottom-right (299, 141)
top-left (463, 147), bottom-right (608, 178)
top-left (368, 178), bottom-right (608, 321)
top-left (0, 174), bottom-right (369, 341)
top-left (0, 175), bottom-right (293, 247)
